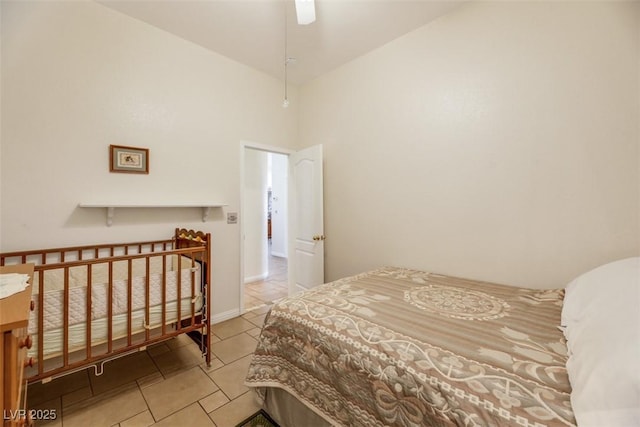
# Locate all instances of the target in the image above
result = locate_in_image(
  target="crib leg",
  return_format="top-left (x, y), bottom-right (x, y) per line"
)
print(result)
top-left (206, 327), bottom-right (211, 367)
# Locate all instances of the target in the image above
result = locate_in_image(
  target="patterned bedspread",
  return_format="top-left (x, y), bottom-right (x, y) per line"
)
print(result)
top-left (245, 267), bottom-right (576, 427)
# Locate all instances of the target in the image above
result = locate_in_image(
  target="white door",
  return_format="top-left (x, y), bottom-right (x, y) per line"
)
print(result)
top-left (291, 144), bottom-right (324, 292)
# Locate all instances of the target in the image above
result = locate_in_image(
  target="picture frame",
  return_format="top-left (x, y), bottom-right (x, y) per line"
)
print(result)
top-left (109, 144), bottom-right (149, 174)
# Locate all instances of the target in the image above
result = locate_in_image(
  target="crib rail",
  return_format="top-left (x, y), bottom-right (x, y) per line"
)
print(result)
top-left (0, 238), bottom-right (174, 267)
top-left (0, 230), bottom-right (211, 384)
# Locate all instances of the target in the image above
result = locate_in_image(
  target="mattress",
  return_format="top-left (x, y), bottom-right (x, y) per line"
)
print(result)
top-left (245, 266), bottom-right (576, 427)
top-left (28, 255), bottom-right (202, 359)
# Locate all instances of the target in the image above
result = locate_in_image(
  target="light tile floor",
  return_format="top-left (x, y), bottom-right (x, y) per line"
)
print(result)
top-left (28, 305), bottom-right (276, 426)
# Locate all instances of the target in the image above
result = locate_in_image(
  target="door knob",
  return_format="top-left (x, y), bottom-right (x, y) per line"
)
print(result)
top-left (312, 235), bottom-right (325, 241)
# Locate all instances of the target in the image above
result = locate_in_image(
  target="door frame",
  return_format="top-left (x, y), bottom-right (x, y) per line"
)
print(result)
top-left (240, 141), bottom-right (294, 314)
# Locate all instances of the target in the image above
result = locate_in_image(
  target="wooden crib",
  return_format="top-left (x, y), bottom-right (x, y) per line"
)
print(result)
top-left (0, 228), bottom-right (211, 383)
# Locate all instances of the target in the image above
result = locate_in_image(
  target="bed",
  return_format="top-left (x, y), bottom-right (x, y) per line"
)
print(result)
top-left (0, 228), bottom-right (212, 383)
top-left (245, 260), bottom-right (640, 426)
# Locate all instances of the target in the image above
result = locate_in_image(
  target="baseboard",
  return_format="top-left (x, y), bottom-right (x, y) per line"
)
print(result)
top-left (270, 251), bottom-right (287, 258)
top-left (211, 308), bottom-right (241, 325)
top-left (295, 284), bottom-right (310, 293)
top-left (244, 272), bottom-right (268, 284)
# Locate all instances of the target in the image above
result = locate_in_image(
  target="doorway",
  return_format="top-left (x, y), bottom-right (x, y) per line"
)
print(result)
top-left (242, 146), bottom-right (289, 312)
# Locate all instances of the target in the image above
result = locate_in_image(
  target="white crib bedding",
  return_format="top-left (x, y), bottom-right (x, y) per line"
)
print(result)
top-left (28, 294), bottom-right (203, 359)
top-left (28, 254), bottom-right (203, 359)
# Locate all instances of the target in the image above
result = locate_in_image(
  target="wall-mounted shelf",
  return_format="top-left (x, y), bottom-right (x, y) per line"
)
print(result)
top-left (78, 203), bottom-right (227, 226)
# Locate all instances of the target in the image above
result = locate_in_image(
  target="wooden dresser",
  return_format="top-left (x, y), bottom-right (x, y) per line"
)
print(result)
top-left (1, 264), bottom-right (34, 427)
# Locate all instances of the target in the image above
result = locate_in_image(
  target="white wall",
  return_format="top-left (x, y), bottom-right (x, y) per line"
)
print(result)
top-left (2, 1), bottom-right (638, 304)
top-left (243, 149), bottom-right (269, 283)
top-left (299, 1), bottom-right (640, 288)
top-left (0, 0), bottom-right (298, 319)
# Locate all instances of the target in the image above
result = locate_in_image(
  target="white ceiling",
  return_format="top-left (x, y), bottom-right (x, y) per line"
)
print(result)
top-left (97, 0), bottom-right (464, 85)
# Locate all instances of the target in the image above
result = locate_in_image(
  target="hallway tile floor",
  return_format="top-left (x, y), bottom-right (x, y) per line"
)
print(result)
top-left (244, 254), bottom-right (288, 312)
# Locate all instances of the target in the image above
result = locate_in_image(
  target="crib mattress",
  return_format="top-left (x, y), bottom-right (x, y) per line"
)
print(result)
top-left (29, 294), bottom-right (202, 359)
top-left (28, 255), bottom-right (202, 359)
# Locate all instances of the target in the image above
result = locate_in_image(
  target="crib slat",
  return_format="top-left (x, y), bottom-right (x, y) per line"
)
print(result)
top-left (86, 264), bottom-right (92, 360)
top-left (205, 236), bottom-right (212, 367)
top-left (63, 266), bottom-right (70, 368)
top-left (127, 259), bottom-right (132, 347)
top-left (108, 261), bottom-right (113, 353)
top-left (38, 269), bottom-right (44, 376)
top-left (176, 254), bottom-right (182, 331)
top-left (145, 257), bottom-right (150, 342)
top-left (162, 255), bottom-right (167, 336)
top-left (190, 252), bottom-right (196, 326)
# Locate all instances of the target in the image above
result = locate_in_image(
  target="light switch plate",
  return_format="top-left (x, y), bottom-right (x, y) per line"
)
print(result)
top-left (227, 212), bottom-right (238, 224)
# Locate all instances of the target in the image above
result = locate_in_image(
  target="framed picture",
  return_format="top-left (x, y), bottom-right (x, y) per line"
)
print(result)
top-left (109, 145), bottom-right (149, 174)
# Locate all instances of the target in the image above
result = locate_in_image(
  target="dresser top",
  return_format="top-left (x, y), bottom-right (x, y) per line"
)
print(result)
top-left (0, 264), bottom-right (34, 332)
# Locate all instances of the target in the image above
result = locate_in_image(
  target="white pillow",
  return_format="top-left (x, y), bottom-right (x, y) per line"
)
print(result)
top-left (562, 257), bottom-right (640, 427)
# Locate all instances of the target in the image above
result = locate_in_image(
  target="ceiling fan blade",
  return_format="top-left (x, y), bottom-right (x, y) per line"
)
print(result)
top-left (295, 0), bottom-right (316, 25)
